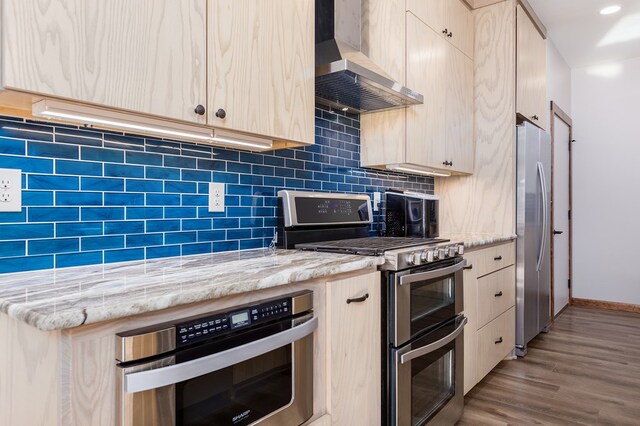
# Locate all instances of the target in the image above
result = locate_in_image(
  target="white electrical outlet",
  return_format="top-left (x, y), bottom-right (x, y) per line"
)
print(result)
top-left (373, 192), bottom-right (381, 212)
top-left (0, 168), bottom-right (21, 212)
top-left (208, 182), bottom-right (225, 213)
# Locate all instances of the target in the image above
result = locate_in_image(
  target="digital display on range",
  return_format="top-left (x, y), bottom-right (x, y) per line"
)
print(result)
top-left (295, 198), bottom-right (370, 224)
top-left (231, 310), bottom-right (251, 329)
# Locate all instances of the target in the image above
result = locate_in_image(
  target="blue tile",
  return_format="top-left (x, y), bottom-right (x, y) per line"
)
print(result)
top-left (54, 129), bottom-right (102, 147)
top-left (285, 178), bottom-right (304, 189)
top-left (165, 231), bottom-right (197, 245)
top-left (182, 242), bottom-right (212, 256)
top-left (274, 167), bottom-right (295, 178)
top-left (0, 137), bottom-right (25, 155)
top-left (57, 222), bottom-right (103, 237)
top-left (295, 150), bottom-right (314, 161)
top-left (213, 241), bottom-right (238, 252)
top-left (0, 155), bottom-right (52, 173)
top-left (240, 239), bottom-right (264, 250)
top-left (165, 181), bottom-right (197, 194)
top-left (182, 218), bottom-right (212, 230)
top-left (146, 194), bottom-right (181, 206)
top-left (0, 241), bottom-right (25, 257)
top-left (212, 148), bottom-right (239, 162)
top-left (81, 236), bottom-right (124, 251)
top-left (145, 138), bottom-right (181, 155)
top-left (28, 141), bottom-right (78, 159)
top-left (126, 151), bottom-right (162, 166)
top-left (227, 185), bottom-right (252, 196)
top-left (304, 180), bottom-right (322, 190)
top-left (56, 251), bottom-right (102, 268)
top-left (263, 217), bottom-right (277, 227)
top-left (126, 179), bottom-right (163, 193)
top-left (253, 228), bottom-right (274, 238)
top-left (0, 255), bottom-right (53, 273)
top-left (127, 233), bottom-right (163, 248)
top-left (264, 177), bottom-right (285, 187)
top-left (104, 248), bottom-right (145, 264)
top-left (28, 175), bottom-right (78, 190)
top-left (147, 245), bottom-right (181, 259)
top-left (252, 165), bottom-right (274, 176)
top-left (28, 207), bottom-right (78, 222)
top-left (146, 166), bottom-right (180, 180)
top-left (240, 175), bottom-right (262, 185)
top-left (286, 159), bottom-right (304, 169)
top-left (239, 152), bottom-right (263, 165)
top-left (227, 162), bottom-right (251, 173)
top-left (0, 120), bottom-right (53, 142)
top-left (104, 221), bottom-right (144, 235)
top-left (198, 158), bottom-right (226, 171)
top-left (322, 182), bottom-right (338, 191)
top-left (105, 163), bottom-right (145, 178)
top-left (55, 159), bottom-right (102, 176)
top-left (225, 207), bottom-right (252, 217)
top-left (214, 172), bottom-right (240, 184)
top-left (263, 156), bottom-right (285, 167)
top-left (182, 195), bottom-right (208, 206)
top-left (241, 196), bottom-right (263, 207)
top-left (197, 230), bottom-right (225, 242)
top-left (104, 192), bottom-right (144, 206)
top-left (330, 174), bottom-right (345, 183)
top-left (81, 147), bottom-right (124, 163)
top-left (253, 207), bottom-right (274, 217)
top-left (126, 207), bottom-right (163, 220)
top-left (213, 218), bottom-right (239, 229)
top-left (224, 195), bottom-right (240, 207)
top-left (146, 220), bottom-right (180, 232)
top-left (81, 177), bottom-right (125, 192)
top-left (56, 191), bottom-right (102, 206)
top-left (182, 169), bottom-right (211, 182)
top-left (240, 218), bottom-right (263, 228)
top-left (227, 229), bottom-right (251, 240)
top-left (0, 209), bottom-right (26, 223)
top-left (28, 238), bottom-right (79, 255)
top-left (165, 207), bottom-right (197, 219)
top-left (81, 207), bottom-right (124, 221)
top-left (164, 156), bottom-right (196, 169)
top-left (295, 170), bottom-right (313, 180)
top-left (104, 133), bottom-right (145, 149)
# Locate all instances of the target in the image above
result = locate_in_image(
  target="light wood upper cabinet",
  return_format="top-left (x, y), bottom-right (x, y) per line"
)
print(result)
top-left (2, 0), bottom-right (207, 124)
top-left (516, 4), bottom-right (547, 130)
top-left (407, 0), bottom-right (474, 59)
top-left (362, 13), bottom-right (474, 175)
top-left (207, 0), bottom-right (315, 145)
top-left (326, 272), bottom-right (381, 426)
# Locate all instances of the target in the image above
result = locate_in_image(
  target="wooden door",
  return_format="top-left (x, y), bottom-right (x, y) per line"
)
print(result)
top-left (445, 44), bottom-right (474, 174)
top-left (516, 4), bottom-right (546, 130)
top-left (327, 272), bottom-right (381, 426)
top-left (3, 0), bottom-right (207, 123)
top-left (207, 0), bottom-right (314, 145)
top-left (405, 15), bottom-right (447, 169)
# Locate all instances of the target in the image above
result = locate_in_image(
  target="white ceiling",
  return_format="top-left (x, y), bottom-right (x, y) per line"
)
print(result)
top-left (528, 0), bottom-right (640, 69)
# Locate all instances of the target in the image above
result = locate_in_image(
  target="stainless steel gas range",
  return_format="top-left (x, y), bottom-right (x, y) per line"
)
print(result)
top-left (278, 190), bottom-right (467, 426)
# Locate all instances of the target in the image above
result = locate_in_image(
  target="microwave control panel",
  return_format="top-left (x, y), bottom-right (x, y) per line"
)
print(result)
top-left (176, 296), bottom-right (292, 347)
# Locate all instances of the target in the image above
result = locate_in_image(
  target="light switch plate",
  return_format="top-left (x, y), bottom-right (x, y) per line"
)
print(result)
top-left (0, 168), bottom-right (22, 212)
top-left (373, 192), bottom-right (381, 212)
top-left (208, 182), bottom-right (225, 213)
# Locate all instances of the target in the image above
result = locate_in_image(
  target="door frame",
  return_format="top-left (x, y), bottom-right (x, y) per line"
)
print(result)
top-left (549, 101), bottom-right (573, 320)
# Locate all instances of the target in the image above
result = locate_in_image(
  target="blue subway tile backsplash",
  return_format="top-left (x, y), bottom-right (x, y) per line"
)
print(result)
top-left (0, 106), bottom-right (434, 272)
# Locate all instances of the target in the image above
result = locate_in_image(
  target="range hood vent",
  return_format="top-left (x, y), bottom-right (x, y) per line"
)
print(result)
top-left (315, 0), bottom-right (423, 114)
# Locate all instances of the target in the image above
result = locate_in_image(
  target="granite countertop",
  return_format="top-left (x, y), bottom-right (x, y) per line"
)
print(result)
top-left (0, 249), bottom-right (384, 332)
top-left (440, 233), bottom-right (517, 249)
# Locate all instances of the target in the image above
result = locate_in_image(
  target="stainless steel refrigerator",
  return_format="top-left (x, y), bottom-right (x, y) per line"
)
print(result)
top-left (516, 122), bottom-right (551, 357)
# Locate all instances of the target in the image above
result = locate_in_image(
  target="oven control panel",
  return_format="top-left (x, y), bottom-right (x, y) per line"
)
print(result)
top-left (176, 297), bottom-right (292, 347)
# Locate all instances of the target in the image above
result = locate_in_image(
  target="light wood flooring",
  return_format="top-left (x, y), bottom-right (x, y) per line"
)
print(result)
top-left (458, 306), bottom-right (640, 425)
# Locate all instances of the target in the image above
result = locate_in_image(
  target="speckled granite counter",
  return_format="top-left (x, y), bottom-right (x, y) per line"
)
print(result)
top-left (0, 249), bottom-right (384, 331)
top-left (440, 233), bottom-right (517, 249)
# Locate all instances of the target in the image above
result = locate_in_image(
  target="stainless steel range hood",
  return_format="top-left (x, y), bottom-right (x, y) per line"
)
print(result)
top-left (315, 0), bottom-right (423, 114)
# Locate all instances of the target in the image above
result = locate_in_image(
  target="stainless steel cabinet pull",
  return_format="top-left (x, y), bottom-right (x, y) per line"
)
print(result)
top-left (495, 337), bottom-right (503, 344)
top-left (399, 317), bottom-right (467, 364)
top-left (494, 291), bottom-right (503, 297)
top-left (400, 259), bottom-right (466, 286)
top-left (347, 293), bottom-right (369, 304)
top-left (494, 255), bottom-right (502, 261)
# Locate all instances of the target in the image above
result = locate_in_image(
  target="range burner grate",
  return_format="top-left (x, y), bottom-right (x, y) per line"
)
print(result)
top-left (295, 237), bottom-right (449, 256)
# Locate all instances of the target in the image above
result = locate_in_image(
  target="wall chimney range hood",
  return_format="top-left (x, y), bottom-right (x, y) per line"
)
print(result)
top-left (315, 0), bottom-right (423, 114)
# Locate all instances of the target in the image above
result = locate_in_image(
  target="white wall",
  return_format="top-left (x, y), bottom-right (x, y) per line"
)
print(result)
top-left (571, 56), bottom-right (640, 304)
top-left (546, 39), bottom-right (572, 115)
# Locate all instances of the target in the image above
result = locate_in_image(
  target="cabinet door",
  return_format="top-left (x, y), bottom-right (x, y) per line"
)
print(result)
top-left (407, 0), bottom-right (448, 39)
top-left (447, 0), bottom-right (474, 59)
top-left (445, 45), bottom-right (475, 174)
top-left (3, 0), bottom-right (207, 124)
top-left (327, 272), bottom-right (381, 426)
top-left (462, 251), bottom-right (479, 395)
top-left (516, 4), bottom-right (546, 130)
top-left (208, 0), bottom-right (314, 144)
top-left (405, 15), bottom-right (447, 169)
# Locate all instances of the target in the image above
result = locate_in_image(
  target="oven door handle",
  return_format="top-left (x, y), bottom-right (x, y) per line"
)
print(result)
top-left (124, 315), bottom-right (318, 394)
top-left (399, 317), bottom-right (467, 365)
top-left (399, 259), bottom-right (467, 286)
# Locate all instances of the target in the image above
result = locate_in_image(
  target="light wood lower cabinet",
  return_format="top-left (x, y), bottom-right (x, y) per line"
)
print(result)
top-left (463, 241), bottom-right (516, 394)
top-left (326, 272), bottom-right (381, 426)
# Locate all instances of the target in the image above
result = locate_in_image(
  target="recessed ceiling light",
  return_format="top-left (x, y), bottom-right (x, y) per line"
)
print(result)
top-left (600, 5), bottom-right (621, 15)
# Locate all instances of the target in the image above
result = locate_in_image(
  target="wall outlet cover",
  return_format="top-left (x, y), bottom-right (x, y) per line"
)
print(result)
top-left (0, 168), bottom-right (21, 212)
top-left (208, 182), bottom-right (225, 213)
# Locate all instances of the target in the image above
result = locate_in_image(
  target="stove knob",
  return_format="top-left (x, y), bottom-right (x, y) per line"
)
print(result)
top-left (406, 252), bottom-right (417, 266)
top-left (448, 246), bottom-right (457, 257)
top-left (421, 250), bottom-right (434, 262)
top-left (457, 244), bottom-right (465, 255)
top-left (439, 248), bottom-right (447, 258)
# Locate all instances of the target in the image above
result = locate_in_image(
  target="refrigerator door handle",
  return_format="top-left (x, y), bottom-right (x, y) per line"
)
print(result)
top-left (536, 161), bottom-right (548, 272)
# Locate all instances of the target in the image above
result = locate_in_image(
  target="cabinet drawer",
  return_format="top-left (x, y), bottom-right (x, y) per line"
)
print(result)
top-left (477, 307), bottom-right (515, 380)
top-left (477, 266), bottom-right (515, 328)
top-left (471, 241), bottom-right (515, 277)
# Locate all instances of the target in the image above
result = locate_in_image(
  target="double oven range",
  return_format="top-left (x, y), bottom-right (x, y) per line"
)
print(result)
top-left (279, 191), bottom-right (467, 426)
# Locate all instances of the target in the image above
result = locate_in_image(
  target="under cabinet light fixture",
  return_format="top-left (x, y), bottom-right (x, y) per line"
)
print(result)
top-left (600, 5), bottom-right (621, 15)
top-left (32, 100), bottom-right (214, 142)
top-left (387, 164), bottom-right (451, 177)
top-left (211, 129), bottom-right (273, 150)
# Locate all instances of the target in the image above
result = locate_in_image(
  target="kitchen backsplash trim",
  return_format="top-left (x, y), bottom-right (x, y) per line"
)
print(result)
top-left (0, 106), bottom-right (434, 273)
